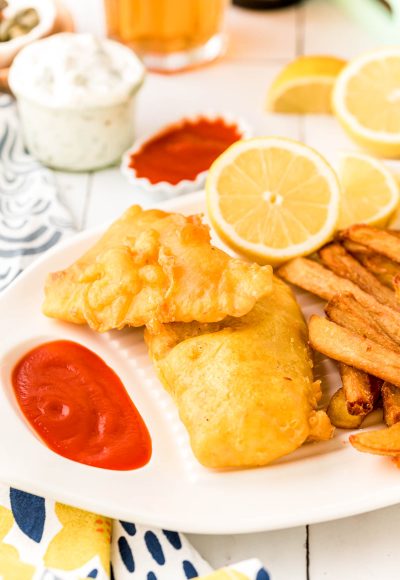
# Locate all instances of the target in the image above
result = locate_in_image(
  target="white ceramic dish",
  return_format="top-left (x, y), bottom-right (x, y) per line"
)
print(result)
top-left (120, 113), bottom-right (252, 200)
top-left (1, 191), bottom-right (399, 534)
top-left (9, 33), bottom-right (145, 171)
top-left (0, 0), bottom-right (56, 68)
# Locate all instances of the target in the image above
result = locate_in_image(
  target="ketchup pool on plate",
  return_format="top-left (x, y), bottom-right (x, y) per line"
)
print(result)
top-left (11, 340), bottom-right (152, 470)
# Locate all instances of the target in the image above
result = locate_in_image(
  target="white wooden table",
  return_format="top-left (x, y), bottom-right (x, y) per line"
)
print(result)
top-left (58, 1), bottom-right (400, 578)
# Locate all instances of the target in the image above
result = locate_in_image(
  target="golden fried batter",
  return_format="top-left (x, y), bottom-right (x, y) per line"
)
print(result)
top-left (145, 277), bottom-right (333, 468)
top-left (43, 206), bottom-right (272, 332)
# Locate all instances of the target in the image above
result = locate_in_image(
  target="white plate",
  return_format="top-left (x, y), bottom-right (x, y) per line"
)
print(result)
top-left (1, 191), bottom-right (400, 534)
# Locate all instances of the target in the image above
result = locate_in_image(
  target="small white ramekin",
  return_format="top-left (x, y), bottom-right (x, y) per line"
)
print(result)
top-left (9, 33), bottom-right (145, 172)
top-left (120, 112), bottom-right (252, 200)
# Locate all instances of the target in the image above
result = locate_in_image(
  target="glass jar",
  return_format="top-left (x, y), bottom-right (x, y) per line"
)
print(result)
top-left (104, 0), bottom-right (228, 72)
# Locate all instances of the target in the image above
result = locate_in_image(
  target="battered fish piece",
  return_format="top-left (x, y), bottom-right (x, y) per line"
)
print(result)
top-left (145, 277), bottom-right (333, 468)
top-left (43, 206), bottom-right (272, 332)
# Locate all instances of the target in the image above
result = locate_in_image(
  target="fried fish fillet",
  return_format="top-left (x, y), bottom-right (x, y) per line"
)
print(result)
top-left (145, 277), bottom-right (333, 468)
top-left (43, 206), bottom-right (272, 332)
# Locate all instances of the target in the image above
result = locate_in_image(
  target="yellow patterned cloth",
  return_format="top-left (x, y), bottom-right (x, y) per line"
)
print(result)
top-left (0, 485), bottom-right (270, 579)
top-left (0, 489), bottom-right (111, 579)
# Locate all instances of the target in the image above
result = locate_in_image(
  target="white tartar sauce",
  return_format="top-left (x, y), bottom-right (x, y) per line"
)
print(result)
top-left (9, 33), bottom-right (145, 171)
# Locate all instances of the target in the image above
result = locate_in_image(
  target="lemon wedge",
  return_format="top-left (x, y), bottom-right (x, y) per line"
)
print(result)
top-left (337, 152), bottom-right (399, 229)
top-left (206, 137), bottom-right (340, 265)
top-left (333, 48), bottom-right (400, 157)
top-left (267, 55), bottom-right (346, 114)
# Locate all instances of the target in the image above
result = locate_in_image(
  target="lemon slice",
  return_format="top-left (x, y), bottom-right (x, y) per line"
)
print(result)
top-left (333, 48), bottom-right (400, 157)
top-left (337, 152), bottom-right (399, 229)
top-left (206, 137), bottom-right (340, 265)
top-left (267, 55), bottom-right (346, 114)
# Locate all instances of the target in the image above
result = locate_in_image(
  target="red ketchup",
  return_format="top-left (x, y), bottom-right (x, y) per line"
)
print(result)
top-left (129, 117), bottom-right (242, 184)
top-left (12, 340), bottom-right (151, 470)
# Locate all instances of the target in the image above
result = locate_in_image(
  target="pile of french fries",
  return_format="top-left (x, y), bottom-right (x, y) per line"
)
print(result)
top-left (278, 224), bottom-right (400, 464)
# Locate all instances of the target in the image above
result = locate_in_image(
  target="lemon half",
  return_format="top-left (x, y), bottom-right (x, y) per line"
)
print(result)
top-left (267, 55), bottom-right (346, 114)
top-left (333, 48), bottom-right (400, 157)
top-left (206, 137), bottom-right (340, 265)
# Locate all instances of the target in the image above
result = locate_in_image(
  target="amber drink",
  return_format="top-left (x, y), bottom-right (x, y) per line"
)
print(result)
top-left (104, 0), bottom-right (228, 72)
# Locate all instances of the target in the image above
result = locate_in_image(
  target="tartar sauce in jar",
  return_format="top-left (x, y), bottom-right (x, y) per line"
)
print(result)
top-left (9, 33), bottom-right (145, 171)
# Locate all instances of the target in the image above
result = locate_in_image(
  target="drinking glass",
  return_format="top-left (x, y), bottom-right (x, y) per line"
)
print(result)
top-left (104, 0), bottom-right (228, 72)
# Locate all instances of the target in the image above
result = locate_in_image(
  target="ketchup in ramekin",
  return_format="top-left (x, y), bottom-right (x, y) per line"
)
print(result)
top-left (121, 114), bottom-right (251, 198)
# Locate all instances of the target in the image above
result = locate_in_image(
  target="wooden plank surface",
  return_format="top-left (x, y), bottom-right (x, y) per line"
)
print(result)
top-left (188, 527), bottom-right (307, 580)
top-left (309, 505), bottom-right (400, 580)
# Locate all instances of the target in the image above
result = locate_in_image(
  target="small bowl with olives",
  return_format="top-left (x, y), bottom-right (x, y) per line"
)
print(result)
top-left (0, 0), bottom-right (55, 68)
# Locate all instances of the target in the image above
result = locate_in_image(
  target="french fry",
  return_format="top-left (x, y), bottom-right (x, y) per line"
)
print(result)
top-left (341, 236), bottom-right (400, 289)
top-left (339, 224), bottom-right (400, 264)
top-left (278, 258), bottom-right (400, 345)
top-left (394, 274), bottom-right (400, 301)
top-left (341, 231), bottom-right (400, 288)
top-left (341, 239), bottom-right (374, 256)
top-left (277, 257), bottom-right (368, 302)
top-left (319, 243), bottom-right (400, 311)
top-left (382, 382), bottom-right (400, 426)
top-left (325, 294), bottom-right (400, 352)
top-left (327, 387), bottom-right (365, 428)
top-left (341, 230), bottom-right (400, 254)
top-left (353, 292), bottom-right (400, 346)
top-left (339, 363), bottom-right (381, 416)
top-left (350, 422), bottom-right (400, 456)
top-left (352, 253), bottom-right (400, 289)
top-left (308, 315), bottom-right (400, 387)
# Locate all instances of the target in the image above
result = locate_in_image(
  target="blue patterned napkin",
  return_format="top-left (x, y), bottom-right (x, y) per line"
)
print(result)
top-left (0, 94), bottom-right (270, 580)
top-left (0, 95), bottom-right (74, 290)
